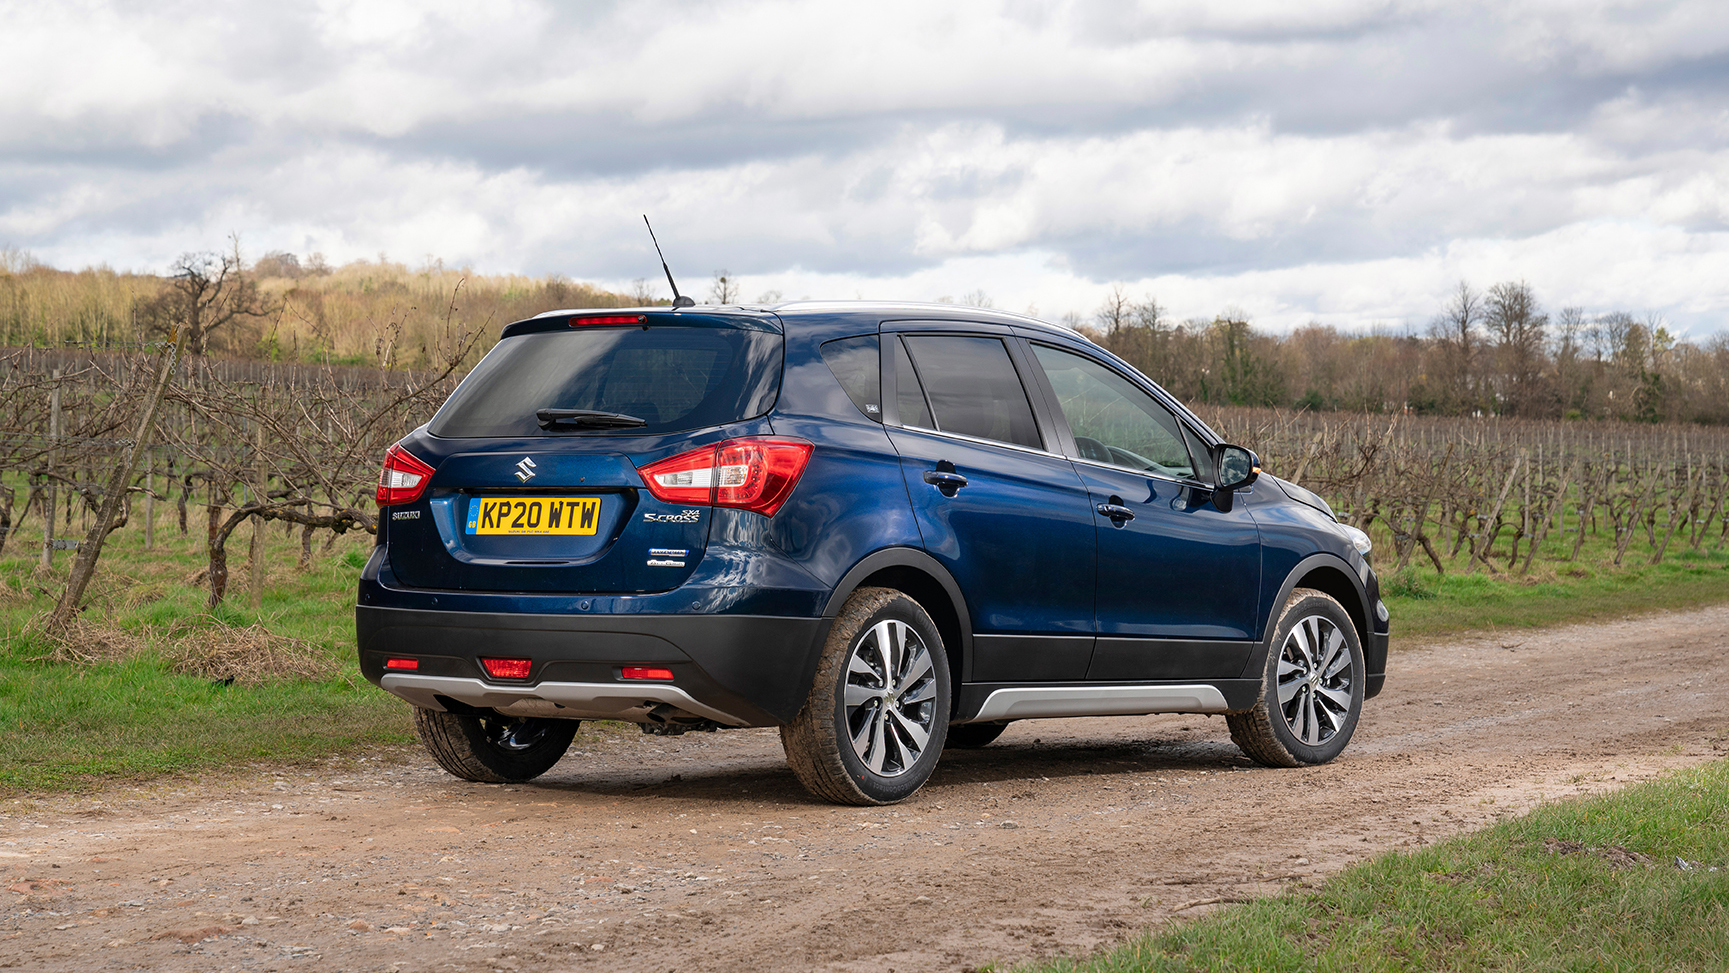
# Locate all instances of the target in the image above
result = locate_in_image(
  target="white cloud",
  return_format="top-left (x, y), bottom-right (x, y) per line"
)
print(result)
top-left (2, 0), bottom-right (1729, 336)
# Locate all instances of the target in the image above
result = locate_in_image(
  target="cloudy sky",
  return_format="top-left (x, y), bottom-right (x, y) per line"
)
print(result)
top-left (4, 0), bottom-right (1728, 334)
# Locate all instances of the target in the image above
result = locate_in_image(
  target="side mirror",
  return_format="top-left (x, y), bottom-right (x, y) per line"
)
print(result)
top-left (1211, 444), bottom-right (1260, 512)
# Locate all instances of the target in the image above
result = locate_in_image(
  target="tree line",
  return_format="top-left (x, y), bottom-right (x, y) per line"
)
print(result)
top-left (1076, 281), bottom-right (1729, 425)
top-left (6, 244), bottom-right (1728, 424)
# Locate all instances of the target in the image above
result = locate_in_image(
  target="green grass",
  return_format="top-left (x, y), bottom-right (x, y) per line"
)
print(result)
top-left (1382, 545), bottom-right (1729, 643)
top-left (1020, 760), bottom-right (1729, 972)
top-left (0, 513), bottom-right (413, 793)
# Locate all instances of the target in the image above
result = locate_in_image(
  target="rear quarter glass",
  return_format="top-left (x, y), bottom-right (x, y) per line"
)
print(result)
top-left (429, 325), bottom-right (783, 438)
top-left (819, 335), bottom-right (882, 421)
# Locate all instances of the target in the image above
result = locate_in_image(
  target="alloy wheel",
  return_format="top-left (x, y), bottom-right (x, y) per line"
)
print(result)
top-left (1276, 613), bottom-right (1355, 746)
top-left (842, 619), bottom-right (938, 777)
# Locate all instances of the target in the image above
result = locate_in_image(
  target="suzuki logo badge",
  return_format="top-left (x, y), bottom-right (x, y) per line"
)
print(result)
top-left (514, 456), bottom-right (537, 482)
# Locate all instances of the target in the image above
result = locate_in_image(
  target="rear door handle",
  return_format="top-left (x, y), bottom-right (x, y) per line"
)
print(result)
top-left (922, 470), bottom-right (969, 496)
top-left (1096, 502), bottom-right (1135, 524)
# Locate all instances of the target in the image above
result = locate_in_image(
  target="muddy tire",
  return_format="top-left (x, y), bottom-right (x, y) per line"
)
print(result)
top-left (1228, 588), bottom-right (1364, 768)
top-left (781, 587), bottom-right (950, 805)
top-left (944, 722), bottom-right (1009, 749)
top-left (413, 708), bottom-right (579, 784)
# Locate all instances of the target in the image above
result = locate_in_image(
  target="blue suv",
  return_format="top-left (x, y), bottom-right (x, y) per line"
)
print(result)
top-left (358, 302), bottom-right (1388, 805)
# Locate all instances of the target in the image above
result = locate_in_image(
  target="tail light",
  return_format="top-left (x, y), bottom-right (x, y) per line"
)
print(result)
top-left (637, 438), bottom-right (813, 517)
top-left (376, 443), bottom-right (436, 506)
top-left (636, 447), bottom-right (717, 505)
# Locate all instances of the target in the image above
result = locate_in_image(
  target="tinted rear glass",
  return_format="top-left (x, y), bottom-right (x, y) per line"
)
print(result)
top-left (429, 326), bottom-right (782, 438)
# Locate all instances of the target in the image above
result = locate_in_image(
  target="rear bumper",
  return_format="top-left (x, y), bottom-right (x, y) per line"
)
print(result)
top-left (357, 605), bottom-right (830, 727)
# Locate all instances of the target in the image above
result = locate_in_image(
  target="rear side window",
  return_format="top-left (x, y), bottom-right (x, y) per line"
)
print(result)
top-left (819, 335), bottom-right (881, 421)
top-left (429, 326), bottom-right (782, 438)
top-left (900, 335), bottom-right (1042, 450)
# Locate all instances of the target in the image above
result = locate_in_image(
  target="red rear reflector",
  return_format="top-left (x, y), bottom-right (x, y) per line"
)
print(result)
top-left (570, 314), bottom-right (646, 327)
top-left (384, 657), bottom-right (419, 671)
top-left (621, 666), bottom-right (674, 681)
top-left (481, 658), bottom-right (533, 680)
top-left (376, 442), bottom-right (436, 506)
top-left (636, 438), bottom-right (812, 517)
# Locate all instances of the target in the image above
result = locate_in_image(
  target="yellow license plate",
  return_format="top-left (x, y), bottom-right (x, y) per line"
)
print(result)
top-left (466, 497), bottom-right (602, 535)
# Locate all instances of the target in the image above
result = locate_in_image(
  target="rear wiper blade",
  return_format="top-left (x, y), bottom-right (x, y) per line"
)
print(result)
top-left (536, 408), bottom-right (647, 429)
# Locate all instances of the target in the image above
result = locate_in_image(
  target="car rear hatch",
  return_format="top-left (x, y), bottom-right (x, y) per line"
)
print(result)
top-left (383, 309), bottom-right (784, 593)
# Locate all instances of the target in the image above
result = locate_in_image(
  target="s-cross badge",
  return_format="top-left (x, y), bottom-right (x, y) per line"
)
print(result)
top-left (514, 457), bottom-right (537, 482)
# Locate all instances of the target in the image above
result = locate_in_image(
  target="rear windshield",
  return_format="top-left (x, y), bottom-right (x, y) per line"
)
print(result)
top-left (429, 325), bottom-right (783, 438)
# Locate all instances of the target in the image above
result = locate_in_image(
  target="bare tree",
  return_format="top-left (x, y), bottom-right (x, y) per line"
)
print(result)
top-left (1485, 281), bottom-right (1549, 416)
top-left (709, 271), bottom-right (739, 305)
top-left (1094, 285), bottom-right (1133, 334)
top-left (1427, 280), bottom-right (1482, 412)
top-left (139, 239), bottom-right (277, 356)
top-left (961, 289), bottom-right (994, 309)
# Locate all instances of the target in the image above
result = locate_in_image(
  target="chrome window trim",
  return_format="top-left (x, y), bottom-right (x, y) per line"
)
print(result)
top-left (891, 421), bottom-right (1066, 462)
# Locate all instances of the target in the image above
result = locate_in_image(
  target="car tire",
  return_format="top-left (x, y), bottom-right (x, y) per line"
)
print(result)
top-left (781, 587), bottom-right (951, 805)
top-left (1227, 588), bottom-right (1364, 768)
top-left (944, 722), bottom-right (1009, 749)
top-left (413, 708), bottom-right (579, 784)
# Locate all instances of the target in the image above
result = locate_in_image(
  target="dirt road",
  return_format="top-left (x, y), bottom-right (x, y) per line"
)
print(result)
top-left (5, 606), bottom-right (1728, 972)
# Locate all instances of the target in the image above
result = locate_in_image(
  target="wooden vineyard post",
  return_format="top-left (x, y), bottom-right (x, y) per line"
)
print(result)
top-left (1473, 450), bottom-right (1526, 573)
top-left (39, 369), bottom-right (60, 573)
top-left (143, 453), bottom-right (154, 551)
top-left (1693, 457), bottom-right (1726, 552)
top-left (1651, 459), bottom-right (1700, 565)
top-left (1521, 458), bottom-right (1575, 576)
top-left (250, 417), bottom-right (264, 610)
top-left (48, 336), bottom-right (181, 634)
top-left (1614, 464), bottom-right (1659, 566)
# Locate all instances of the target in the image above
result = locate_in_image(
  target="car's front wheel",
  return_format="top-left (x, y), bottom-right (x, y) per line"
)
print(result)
top-left (1227, 588), bottom-right (1364, 767)
top-left (781, 587), bottom-right (950, 805)
top-left (413, 708), bottom-right (579, 783)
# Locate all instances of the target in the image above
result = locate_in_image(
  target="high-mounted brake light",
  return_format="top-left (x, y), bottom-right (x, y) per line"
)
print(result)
top-left (621, 666), bottom-right (674, 681)
top-left (480, 658), bottom-right (533, 680)
top-left (376, 443), bottom-right (436, 506)
top-left (636, 438), bottom-right (813, 517)
top-left (569, 314), bottom-right (646, 327)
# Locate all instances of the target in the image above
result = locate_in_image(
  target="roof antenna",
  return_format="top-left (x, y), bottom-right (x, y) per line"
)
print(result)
top-left (643, 215), bottom-right (695, 308)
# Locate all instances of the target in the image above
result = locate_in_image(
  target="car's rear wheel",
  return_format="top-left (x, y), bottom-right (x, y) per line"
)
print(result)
top-left (945, 722), bottom-right (1010, 749)
top-left (1227, 588), bottom-right (1364, 768)
top-left (413, 708), bottom-right (579, 783)
top-left (781, 587), bottom-right (950, 805)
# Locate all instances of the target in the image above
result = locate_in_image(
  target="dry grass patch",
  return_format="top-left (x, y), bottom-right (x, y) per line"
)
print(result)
top-left (37, 614), bottom-right (339, 685)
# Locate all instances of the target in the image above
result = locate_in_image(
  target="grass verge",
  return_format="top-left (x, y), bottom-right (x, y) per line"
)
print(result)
top-left (0, 518), bottom-right (412, 793)
top-left (1021, 759), bottom-right (1729, 972)
top-left (1381, 544), bottom-right (1729, 643)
